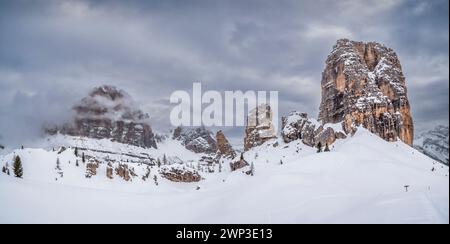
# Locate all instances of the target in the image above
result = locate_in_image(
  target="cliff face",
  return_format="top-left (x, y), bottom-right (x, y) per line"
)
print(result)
top-left (318, 39), bottom-right (414, 145)
top-left (58, 85), bottom-right (157, 149)
top-left (216, 130), bottom-right (236, 159)
top-left (244, 104), bottom-right (277, 151)
top-left (173, 126), bottom-right (217, 154)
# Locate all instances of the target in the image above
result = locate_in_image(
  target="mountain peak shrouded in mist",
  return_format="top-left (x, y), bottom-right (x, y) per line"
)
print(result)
top-left (50, 85), bottom-right (158, 149)
top-left (74, 85), bottom-right (150, 122)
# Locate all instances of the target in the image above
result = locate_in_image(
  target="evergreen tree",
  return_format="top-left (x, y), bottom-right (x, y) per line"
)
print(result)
top-left (82, 152), bottom-right (86, 163)
top-left (75, 160), bottom-right (79, 167)
top-left (240, 153), bottom-right (244, 161)
top-left (153, 175), bottom-right (158, 186)
top-left (250, 162), bottom-right (255, 176)
top-left (13, 155), bottom-right (23, 178)
top-left (157, 158), bottom-right (161, 168)
top-left (163, 154), bottom-right (168, 165)
top-left (317, 142), bottom-right (322, 153)
top-left (218, 162), bottom-right (223, 173)
top-left (56, 158), bottom-right (61, 171)
top-left (74, 147), bottom-right (79, 157)
top-left (324, 143), bottom-right (330, 152)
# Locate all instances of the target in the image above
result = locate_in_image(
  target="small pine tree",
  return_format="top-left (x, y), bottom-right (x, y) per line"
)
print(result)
top-left (157, 158), bottom-right (161, 168)
top-left (163, 154), bottom-right (168, 165)
top-left (74, 147), bottom-right (78, 157)
top-left (250, 162), bottom-right (255, 176)
top-left (324, 143), bottom-right (330, 152)
top-left (218, 162), bottom-right (222, 173)
top-left (13, 155), bottom-right (23, 178)
top-left (75, 160), bottom-right (79, 167)
top-left (2, 166), bottom-right (6, 173)
top-left (56, 158), bottom-right (61, 171)
top-left (240, 153), bottom-right (244, 161)
top-left (317, 142), bottom-right (322, 153)
top-left (153, 175), bottom-right (158, 186)
top-left (82, 152), bottom-right (85, 163)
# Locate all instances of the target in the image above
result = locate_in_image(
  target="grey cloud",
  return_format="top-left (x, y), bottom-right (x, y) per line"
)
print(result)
top-left (0, 0), bottom-right (448, 146)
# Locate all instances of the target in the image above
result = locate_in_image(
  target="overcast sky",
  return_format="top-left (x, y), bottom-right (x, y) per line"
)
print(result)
top-left (0, 0), bottom-right (448, 146)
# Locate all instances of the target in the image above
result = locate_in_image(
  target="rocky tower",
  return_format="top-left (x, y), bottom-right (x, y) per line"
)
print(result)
top-left (318, 39), bottom-right (414, 145)
top-left (216, 130), bottom-right (236, 159)
top-left (59, 85), bottom-right (157, 149)
top-left (244, 104), bottom-right (277, 150)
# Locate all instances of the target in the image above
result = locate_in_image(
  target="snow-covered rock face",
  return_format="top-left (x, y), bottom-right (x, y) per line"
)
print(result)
top-left (160, 165), bottom-right (201, 183)
top-left (244, 104), bottom-right (277, 151)
top-left (318, 39), bottom-right (414, 146)
top-left (415, 125), bottom-right (449, 165)
top-left (216, 130), bottom-right (236, 159)
top-left (2, 127), bottom-right (448, 224)
top-left (54, 85), bottom-right (157, 149)
top-left (173, 126), bottom-right (217, 154)
top-left (281, 112), bottom-right (346, 147)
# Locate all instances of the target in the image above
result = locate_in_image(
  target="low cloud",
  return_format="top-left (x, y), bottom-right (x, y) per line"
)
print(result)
top-left (0, 0), bottom-right (448, 146)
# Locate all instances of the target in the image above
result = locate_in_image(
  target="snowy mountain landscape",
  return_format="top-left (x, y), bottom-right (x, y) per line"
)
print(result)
top-left (0, 1), bottom-right (449, 225)
top-left (1, 52), bottom-right (449, 223)
top-left (415, 126), bottom-right (449, 166)
top-left (1, 127), bottom-right (448, 224)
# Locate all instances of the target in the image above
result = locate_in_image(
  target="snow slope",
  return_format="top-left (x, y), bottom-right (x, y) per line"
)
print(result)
top-left (0, 128), bottom-right (448, 224)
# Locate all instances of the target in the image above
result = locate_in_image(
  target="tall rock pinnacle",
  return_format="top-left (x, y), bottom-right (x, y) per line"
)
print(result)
top-left (318, 39), bottom-right (414, 145)
top-left (244, 104), bottom-right (277, 150)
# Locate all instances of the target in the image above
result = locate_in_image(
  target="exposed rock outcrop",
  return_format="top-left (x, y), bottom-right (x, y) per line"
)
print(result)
top-left (115, 163), bottom-right (132, 181)
top-left (415, 125), bottom-right (449, 165)
top-left (106, 163), bottom-right (114, 179)
top-left (230, 154), bottom-right (249, 171)
top-left (318, 39), bottom-right (414, 145)
top-left (173, 126), bottom-right (217, 154)
top-left (244, 104), bottom-right (277, 151)
top-left (216, 130), bottom-right (236, 159)
top-left (85, 161), bottom-right (99, 178)
top-left (54, 85), bottom-right (157, 149)
top-left (281, 112), bottom-right (346, 147)
top-left (160, 166), bottom-right (201, 182)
